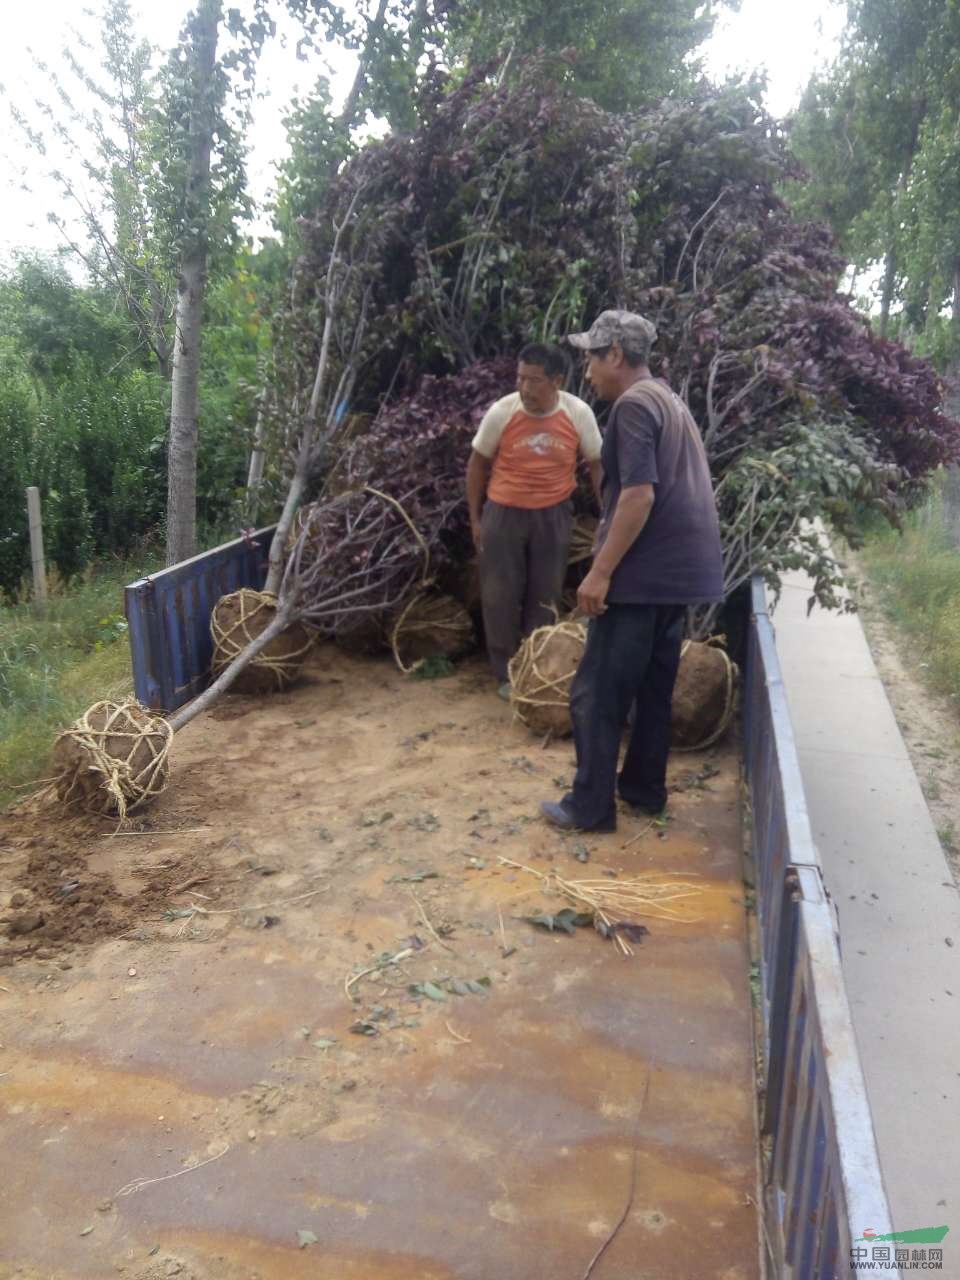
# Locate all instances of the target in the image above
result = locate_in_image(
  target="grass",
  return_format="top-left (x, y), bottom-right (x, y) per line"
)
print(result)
top-left (0, 556), bottom-right (160, 807)
top-left (856, 482), bottom-right (960, 706)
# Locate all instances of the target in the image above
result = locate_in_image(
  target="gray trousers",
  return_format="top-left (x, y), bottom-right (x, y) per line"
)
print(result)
top-left (480, 498), bottom-right (573, 680)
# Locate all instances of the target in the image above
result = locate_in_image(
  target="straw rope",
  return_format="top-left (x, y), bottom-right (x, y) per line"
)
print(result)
top-left (499, 857), bottom-right (704, 957)
top-left (52, 699), bottom-right (173, 820)
top-left (672, 636), bottom-right (738, 753)
top-left (210, 589), bottom-right (313, 690)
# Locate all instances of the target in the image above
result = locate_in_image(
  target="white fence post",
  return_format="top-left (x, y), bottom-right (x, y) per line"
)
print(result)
top-left (26, 486), bottom-right (48, 604)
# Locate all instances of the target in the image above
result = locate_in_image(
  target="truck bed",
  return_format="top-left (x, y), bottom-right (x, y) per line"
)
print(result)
top-left (0, 648), bottom-right (759, 1279)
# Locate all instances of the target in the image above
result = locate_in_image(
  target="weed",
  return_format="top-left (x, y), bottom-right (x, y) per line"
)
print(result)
top-left (938, 821), bottom-right (957, 855)
top-left (748, 962), bottom-right (762, 1008)
top-left (412, 656), bottom-right (455, 679)
top-left (857, 482), bottom-right (960, 706)
top-left (0, 556), bottom-right (159, 805)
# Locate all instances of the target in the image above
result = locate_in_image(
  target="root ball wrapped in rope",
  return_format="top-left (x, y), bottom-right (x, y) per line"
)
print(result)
top-left (670, 638), bottom-right (737, 750)
top-left (390, 591), bottom-right (475, 674)
top-left (508, 619), bottom-right (586, 737)
top-left (211, 589), bottom-right (314, 693)
top-left (51, 699), bottom-right (172, 818)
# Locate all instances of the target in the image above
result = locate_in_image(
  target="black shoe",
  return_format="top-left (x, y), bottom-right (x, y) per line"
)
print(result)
top-left (620, 798), bottom-right (666, 818)
top-left (539, 799), bottom-right (616, 833)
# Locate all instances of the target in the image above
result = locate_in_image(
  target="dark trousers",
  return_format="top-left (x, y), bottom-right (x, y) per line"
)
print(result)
top-left (564, 603), bottom-right (685, 830)
top-left (480, 499), bottom-right (573, 681)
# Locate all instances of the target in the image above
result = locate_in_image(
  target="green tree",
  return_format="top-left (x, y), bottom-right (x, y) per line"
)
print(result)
top-left (5, 0), bottom-right (176, 376)
top-left (789, 0), bottom-right (960, 357)
top-left (0, 255), bottom-right (132, 385)
top-left (446, 0), bottom-right (723, 109)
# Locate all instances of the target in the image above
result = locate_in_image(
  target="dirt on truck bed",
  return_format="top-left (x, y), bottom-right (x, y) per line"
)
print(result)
top-left (0, 647), bottom-right (760, 1280)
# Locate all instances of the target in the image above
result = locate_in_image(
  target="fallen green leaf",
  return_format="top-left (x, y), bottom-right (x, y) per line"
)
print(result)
top-left (297, 1229), bottom-right (319, 1248)
top-left (525, 909), bottom-right (592, 936)
top-left (349, 1020), bottom-right (379, 1036)
top-left (409, 980), bottom-right (447, 1002)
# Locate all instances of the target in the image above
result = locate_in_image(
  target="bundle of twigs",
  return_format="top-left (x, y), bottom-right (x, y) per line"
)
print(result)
top-left (499, 857), bottom-right (704, 956)
top-left (169, 486), bottom-right (436, 732)
top-left (284, 487), bottom-right (439, 640)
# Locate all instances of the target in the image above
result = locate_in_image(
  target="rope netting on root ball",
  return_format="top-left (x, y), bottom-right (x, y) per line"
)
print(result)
top-left (508, 620), bottom-right (587, 738)
top-left (211, 589), bottom-right (314, 693)
top-left (390, 591), bottom-right (475, 674)
top-left (50, 699), bottom-right (173, 819)
top-left (670, 638), bottom-right (737, 751)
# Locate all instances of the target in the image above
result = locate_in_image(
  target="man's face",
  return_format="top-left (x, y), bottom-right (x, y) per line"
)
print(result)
top-left (516, 361), bottom-right (562, 414)
top-left (583, 346), bottom-right (621, 401)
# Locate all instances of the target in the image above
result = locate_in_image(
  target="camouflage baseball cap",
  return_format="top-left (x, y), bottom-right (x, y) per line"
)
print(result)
top-left (566, 309), bottom-right (657, 353)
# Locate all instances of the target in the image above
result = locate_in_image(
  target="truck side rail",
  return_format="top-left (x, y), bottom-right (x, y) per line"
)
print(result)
top-left (746, 577), bottom-right (896, 1278)
top-left (124, 526), bottom-right (275, 712)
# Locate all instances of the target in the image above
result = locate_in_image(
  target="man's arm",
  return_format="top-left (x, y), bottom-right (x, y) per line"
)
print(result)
top-left (577, 484), bottom-right (654, 617)
top-left (466, 449), bottom-right (493, 553)
top-left (574, 400), bottom-right (604, 507)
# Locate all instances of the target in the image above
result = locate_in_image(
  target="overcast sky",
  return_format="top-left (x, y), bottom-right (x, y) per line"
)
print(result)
top-left (0, 0), bottom-right (847, 264)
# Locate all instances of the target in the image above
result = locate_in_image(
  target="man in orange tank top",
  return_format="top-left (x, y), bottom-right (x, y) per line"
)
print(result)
top-left (466, 343), bottom-right (602, 694)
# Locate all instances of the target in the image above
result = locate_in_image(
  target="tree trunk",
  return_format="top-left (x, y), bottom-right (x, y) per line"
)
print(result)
top-left (165, 0), bottom-right (221, 566)
top-left (879, 247), bottom-right (896, 338)
top-left (245, 391), bottom-right (269, 524)
top-left (338, 0), bottom-right (389, 132)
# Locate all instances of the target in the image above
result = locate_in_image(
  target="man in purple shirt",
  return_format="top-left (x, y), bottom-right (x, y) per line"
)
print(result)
top-left (540, 310), bottom-right (724, 833)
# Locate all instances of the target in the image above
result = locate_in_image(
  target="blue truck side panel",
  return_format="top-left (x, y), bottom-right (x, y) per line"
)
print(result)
top-left (746, 580), bottom-right (898, 1279)
top-left (124, 527), bottom-right (275, 712)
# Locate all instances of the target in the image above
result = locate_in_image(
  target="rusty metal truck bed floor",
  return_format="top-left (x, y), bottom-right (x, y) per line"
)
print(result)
top-left (0, 650), bottom-right (759, 1280)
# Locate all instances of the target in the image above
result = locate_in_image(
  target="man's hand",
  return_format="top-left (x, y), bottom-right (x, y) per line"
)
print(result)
top-left (577, 566), bottom-right (611, 617)
top-left (471, 518), bottom-right (484, 555)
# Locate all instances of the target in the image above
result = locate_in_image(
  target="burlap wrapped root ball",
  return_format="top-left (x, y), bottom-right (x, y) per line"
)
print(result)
top-left (391, 592), bottom-right (475, 672)
top-left (670, 639), bottom-right (737, 750)
top-left (52, 699), bottom-right (172, 818)
top-left (211, 588), bottom-right (313, 694)
top-left (508, 619), bottom-right (586, 737)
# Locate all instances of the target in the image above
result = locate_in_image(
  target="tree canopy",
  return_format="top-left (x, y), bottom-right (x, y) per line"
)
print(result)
top-left (275, 55), bottom-right (960, 610)
top-left (789, 0), bottom-right (960, 362)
